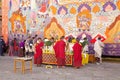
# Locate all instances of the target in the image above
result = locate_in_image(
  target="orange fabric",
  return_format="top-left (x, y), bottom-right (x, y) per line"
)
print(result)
top-left (2, 0), bottom-right (9, 43)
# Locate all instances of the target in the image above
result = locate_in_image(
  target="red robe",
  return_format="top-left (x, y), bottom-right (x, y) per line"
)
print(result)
top-left (34, 42), bottom-right (44, 64)
top-left (72, 42), bottom-right (82, 68)
top-left (13, 40), bottom-right (18, 51)
top-left (13, 40), bottom-right (18, 56)
top-left (53, 40), bottom-right (66, 66)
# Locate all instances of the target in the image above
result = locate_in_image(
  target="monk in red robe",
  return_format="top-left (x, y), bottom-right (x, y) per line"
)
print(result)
top-left (34, 38), bottom-right (44, 67)
top-left (72, 38), bottom-right (82, 68)
top-left (53, 36), bottom-right (66, 68)
top-left (13, 38), bottom-right (19, 56)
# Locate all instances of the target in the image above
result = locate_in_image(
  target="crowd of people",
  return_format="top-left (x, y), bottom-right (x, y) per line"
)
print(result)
top-left (0, 33), bottom-right (104, 68)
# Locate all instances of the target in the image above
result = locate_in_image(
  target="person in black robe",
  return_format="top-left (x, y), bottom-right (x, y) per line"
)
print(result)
top-left (0, 36), bottom-right (6, 56)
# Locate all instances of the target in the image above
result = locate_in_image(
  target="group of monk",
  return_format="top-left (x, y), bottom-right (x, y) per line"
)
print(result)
top-left (6, 32), bottom-right (89, 68)
top-left (53, 36), bottom-right (83, 68)
top-left (34, 36), bottom-right (84, 68)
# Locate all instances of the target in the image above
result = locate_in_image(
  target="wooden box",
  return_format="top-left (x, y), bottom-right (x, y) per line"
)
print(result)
top-left (88, 54), bottom-right (95, 63)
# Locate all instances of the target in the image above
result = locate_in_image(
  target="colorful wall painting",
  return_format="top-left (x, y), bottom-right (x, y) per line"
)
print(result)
top-left (1, 0), bottom-right (120, 43)
top-left (44, 17), bottom-right (65, 40)
top-left (9, 9), bottom-right (26, 34)
top-left (58, 0), bottom-right (96, 5)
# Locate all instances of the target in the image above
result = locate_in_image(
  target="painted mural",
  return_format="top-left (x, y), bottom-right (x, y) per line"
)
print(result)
top-left (7, 0), bottom-right (120, 43)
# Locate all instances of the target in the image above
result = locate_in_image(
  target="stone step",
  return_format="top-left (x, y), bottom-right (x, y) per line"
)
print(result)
top-left (103, 57), bottom-right (120, 62)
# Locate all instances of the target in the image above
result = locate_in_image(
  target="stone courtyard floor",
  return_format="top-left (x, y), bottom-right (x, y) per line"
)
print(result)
top-left (0, 56), bottom-right (120, 80)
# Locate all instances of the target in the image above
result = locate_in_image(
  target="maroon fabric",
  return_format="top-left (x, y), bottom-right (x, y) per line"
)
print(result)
top-left (53, 40), bottom-right (66, 66)
top-left (13, 40), bottom-right (18, 51)
top-left (72, 42), bottom-right (82, 67)
top-left (53, 41), bottom-right (59, 58)
top-left (34, 55), bottom-right (42, 64)
top-left (34, 42), bottom-right (44, 64)
top-left (57, 57), bottom-right (65, 66)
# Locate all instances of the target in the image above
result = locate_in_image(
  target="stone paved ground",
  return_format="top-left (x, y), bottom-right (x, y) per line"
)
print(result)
top-left (0, 56), bottom-right (120, 80)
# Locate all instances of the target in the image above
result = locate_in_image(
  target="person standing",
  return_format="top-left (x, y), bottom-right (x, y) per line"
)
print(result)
top-left (81, 37), bottom-right (89, 65)
top-left (28, 37), bottom-right (34, 56)
top-left (34, 38), bottom-right (44, 67)
top-left (94, 37), bottom-right (104, 64)
top-left (13, 38), bottom-right (19, 56)
top-left (53, 36), bottom-right (66, 68)
top-left (8, 39), bottom-right (14, 56)
top-left (0, 36), bottom-right (5, 56)
top-left (19, 40), bottom-right (25, 57)
top-left (72, 38), bottom-right (82, 69)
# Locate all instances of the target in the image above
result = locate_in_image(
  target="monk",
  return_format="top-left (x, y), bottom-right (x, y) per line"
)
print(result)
top-left (54, 36), bottom-right (66, 68)
top-left (72, 38), bottom-right (82, 69)
top-left (13, 38), bottom-right (19, 56)
top-left (34, 38), bottom-right (44, 67)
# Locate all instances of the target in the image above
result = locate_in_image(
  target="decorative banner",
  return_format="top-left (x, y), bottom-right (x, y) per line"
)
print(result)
top-left (44, 17), bottom-right (65, 40)
top-left (58, 6), bottom-right (68, 15)
top-left (91, 33), bottom-right (106, 43)
top-left (78, 4), bottom-right (91, 12)
top-left (9, 9), bottom-right (26, 34)
top-left (103, 1), bottom-right (116, 12)
top-left (58, 0), bottom-right (95, 4)
top-left (104, 15), bottom-right (120, 43)
top-left (116, 0), bottom-right (120, 10)
top-left (50, 5), bottom-right (57, 15)
top-left (76, 10), bottom-right (92, 30)
top-left (57, 0), bottom-right (112, 5)
top-left (92, 5), bottom-right (100, 13)
top-left (2, 0), bottom-right (9, 43)
top-left (70, 7), bottom-right (76, 14)
top-left (36, 0), bottom-right (49, 13)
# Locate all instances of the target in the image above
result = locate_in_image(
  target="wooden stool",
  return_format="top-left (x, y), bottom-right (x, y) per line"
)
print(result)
top-left (14, 57), bottom-right (32, 74)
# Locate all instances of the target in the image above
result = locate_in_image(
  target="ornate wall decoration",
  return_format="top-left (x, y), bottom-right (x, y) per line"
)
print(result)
top-left (44, 17), bottom-right (65, 40)
top-left (36, 0), bottom-right (49, 13)
top-left (103, 1), bottom-right (116, 12)
top-left (114, 32), bottom-right (120, 43)
top-left (116, 0), bottom-right (120, 10)
top-left (2, 0), bottom-right (9, 43)
top-left (92, 5), bottom-right (100, 13)
top-left (58, 6), bottom-right (68, 15)
top-left (4, 0), bottom-right (120, 44)
top-left (70, 7), bottom-right (76, 14)
top-left (104, 15), bottom-right (120, 43)
top-left (20, 0), bottom-right (31, 11)
top-left (9, 9), bottom-right (26, 34)
top-left (50, 5), bottom-right (57, 15)
top-left (76, 10), bottom-right (92, 30)
top-left (78, 4), bottom-right (91, 12)
top-left (58, 0), bottom-right (96, 5)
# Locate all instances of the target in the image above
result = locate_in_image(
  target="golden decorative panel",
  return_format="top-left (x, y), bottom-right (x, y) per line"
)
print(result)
top-left (44, 17), bottom-right (65, 40)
